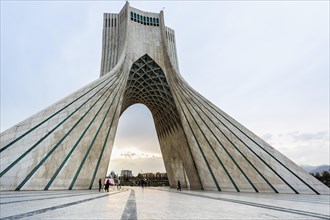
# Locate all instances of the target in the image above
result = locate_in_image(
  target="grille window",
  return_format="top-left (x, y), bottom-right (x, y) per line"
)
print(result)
top-left (130, 12), bottom-right (159, 27)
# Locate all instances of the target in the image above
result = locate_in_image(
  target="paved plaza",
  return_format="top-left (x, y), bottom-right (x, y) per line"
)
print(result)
top-left (0, 187), bottom-right (329, 219)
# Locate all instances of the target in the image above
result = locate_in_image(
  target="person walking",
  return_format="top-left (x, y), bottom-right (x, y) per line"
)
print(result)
top-left (98, 179), bottom-right (102, 192)
top-left (177, 180), bottom-right (181, 191)
top-left (105, 178), bottom-right (110, 192)
top-left (117, 179), bottom-right (121, 190)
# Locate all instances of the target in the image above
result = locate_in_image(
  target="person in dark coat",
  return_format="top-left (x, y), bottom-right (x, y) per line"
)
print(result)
top-left (105, 178), bottom-right (110, 192)
top-left (177, 180), bottom-right (181, 191)
top-left (99, 179), bottom-right (102, 191)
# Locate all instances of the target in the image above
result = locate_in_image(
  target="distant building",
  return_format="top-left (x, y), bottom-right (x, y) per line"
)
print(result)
top-left (141, 172), bottom-right (155, 179)
top-left (156, 172), bottom-right (167, 179)
top-left (121, 170), bottom-right (133, 177)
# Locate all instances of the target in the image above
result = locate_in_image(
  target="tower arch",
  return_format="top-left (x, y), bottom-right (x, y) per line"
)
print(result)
top-left (120, 54), bottom-right (202, 189)
top-left (121, 54), bottom-right (180, 138)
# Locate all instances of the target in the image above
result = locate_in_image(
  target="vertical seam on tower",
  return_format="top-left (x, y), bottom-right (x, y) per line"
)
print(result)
top-left (100, 14), bottom-right (106, 75)
top-left (110, 14), bottom-right (114, 70)
top-left (102, 14), bottom-right (107, 74)
top-left (108, 14), bottom-right (113, 72)
top-left (115, 14), bottom-right (119, 67)
top-left (104, 14), bottom-right (110, 73)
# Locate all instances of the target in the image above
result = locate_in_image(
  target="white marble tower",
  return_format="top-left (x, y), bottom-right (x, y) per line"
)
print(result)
top-left (0, 3), bottom-right (328, 194)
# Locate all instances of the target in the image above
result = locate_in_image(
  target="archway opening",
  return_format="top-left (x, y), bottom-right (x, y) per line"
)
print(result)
top-left (107, 104), bottom-right (167, 185)
top-left (105, 54), bottom-right (201, 190)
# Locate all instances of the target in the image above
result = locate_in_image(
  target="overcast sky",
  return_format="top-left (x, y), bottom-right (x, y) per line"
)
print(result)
top-left (1, 1), bottom-right (329, 175)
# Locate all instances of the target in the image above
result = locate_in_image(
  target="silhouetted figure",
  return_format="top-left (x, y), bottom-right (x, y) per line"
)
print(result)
top-left (99, 179), bottom-right (102, 191)
top-left (117, 179), bottom-right (121, 190)
top-left (177, 180), bottom-right (181, 191)
top-left (105, 179), bottom-right (110, 192)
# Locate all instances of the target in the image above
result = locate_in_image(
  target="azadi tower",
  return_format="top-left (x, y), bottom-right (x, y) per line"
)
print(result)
top-left (1, 3), bottom-right (328, 194)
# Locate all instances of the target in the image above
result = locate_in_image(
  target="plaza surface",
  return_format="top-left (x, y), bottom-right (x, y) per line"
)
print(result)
top-left (0, 187), bottom-right (329, 219)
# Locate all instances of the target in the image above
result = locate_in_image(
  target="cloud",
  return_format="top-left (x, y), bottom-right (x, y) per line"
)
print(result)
top-left (261, 133), bottom-right (273, 142)
top-left (120, 152), bottom-right (137, 159)
top-left (264, 131), bottom-right (329, 144)
top-left (108, 145), bottom-right (165, 175)
top-left (285, 131), bottom-right (328, 142)
top-left (262, 131), bottom-right (329, 166)
top-left (111, 146), bottom-right (162, 160)
top-left (119, 152), bottom-right (161, 159)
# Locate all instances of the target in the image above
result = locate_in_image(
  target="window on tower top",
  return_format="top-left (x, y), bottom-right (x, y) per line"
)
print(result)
top-left (129, 12), bottom-right (159, 27)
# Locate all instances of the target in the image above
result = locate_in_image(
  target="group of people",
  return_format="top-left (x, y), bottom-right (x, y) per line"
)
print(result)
top-left (98, 178), bottom-right (121, 192)
top-left (98, 178), bottom-right (182, 191)
top-left (136, 179), bottom-right (148, 187)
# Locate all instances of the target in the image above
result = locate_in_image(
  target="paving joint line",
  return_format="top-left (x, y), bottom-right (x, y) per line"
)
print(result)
top-left (1, 189), bottom-right (128, 220)
top-left (0, 191), bottom-right (100, 205)
top-left (121, 189), bottom-right (137, 220)
top-left (152, 188), bottom-right (329, 219)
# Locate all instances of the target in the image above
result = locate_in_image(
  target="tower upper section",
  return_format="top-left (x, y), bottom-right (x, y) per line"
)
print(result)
top-left (99, 2), bottom-right (179, 77)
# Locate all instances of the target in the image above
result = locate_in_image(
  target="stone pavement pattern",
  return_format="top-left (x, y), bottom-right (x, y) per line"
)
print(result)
top-left (1, 187), bottom-right (329, 219)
